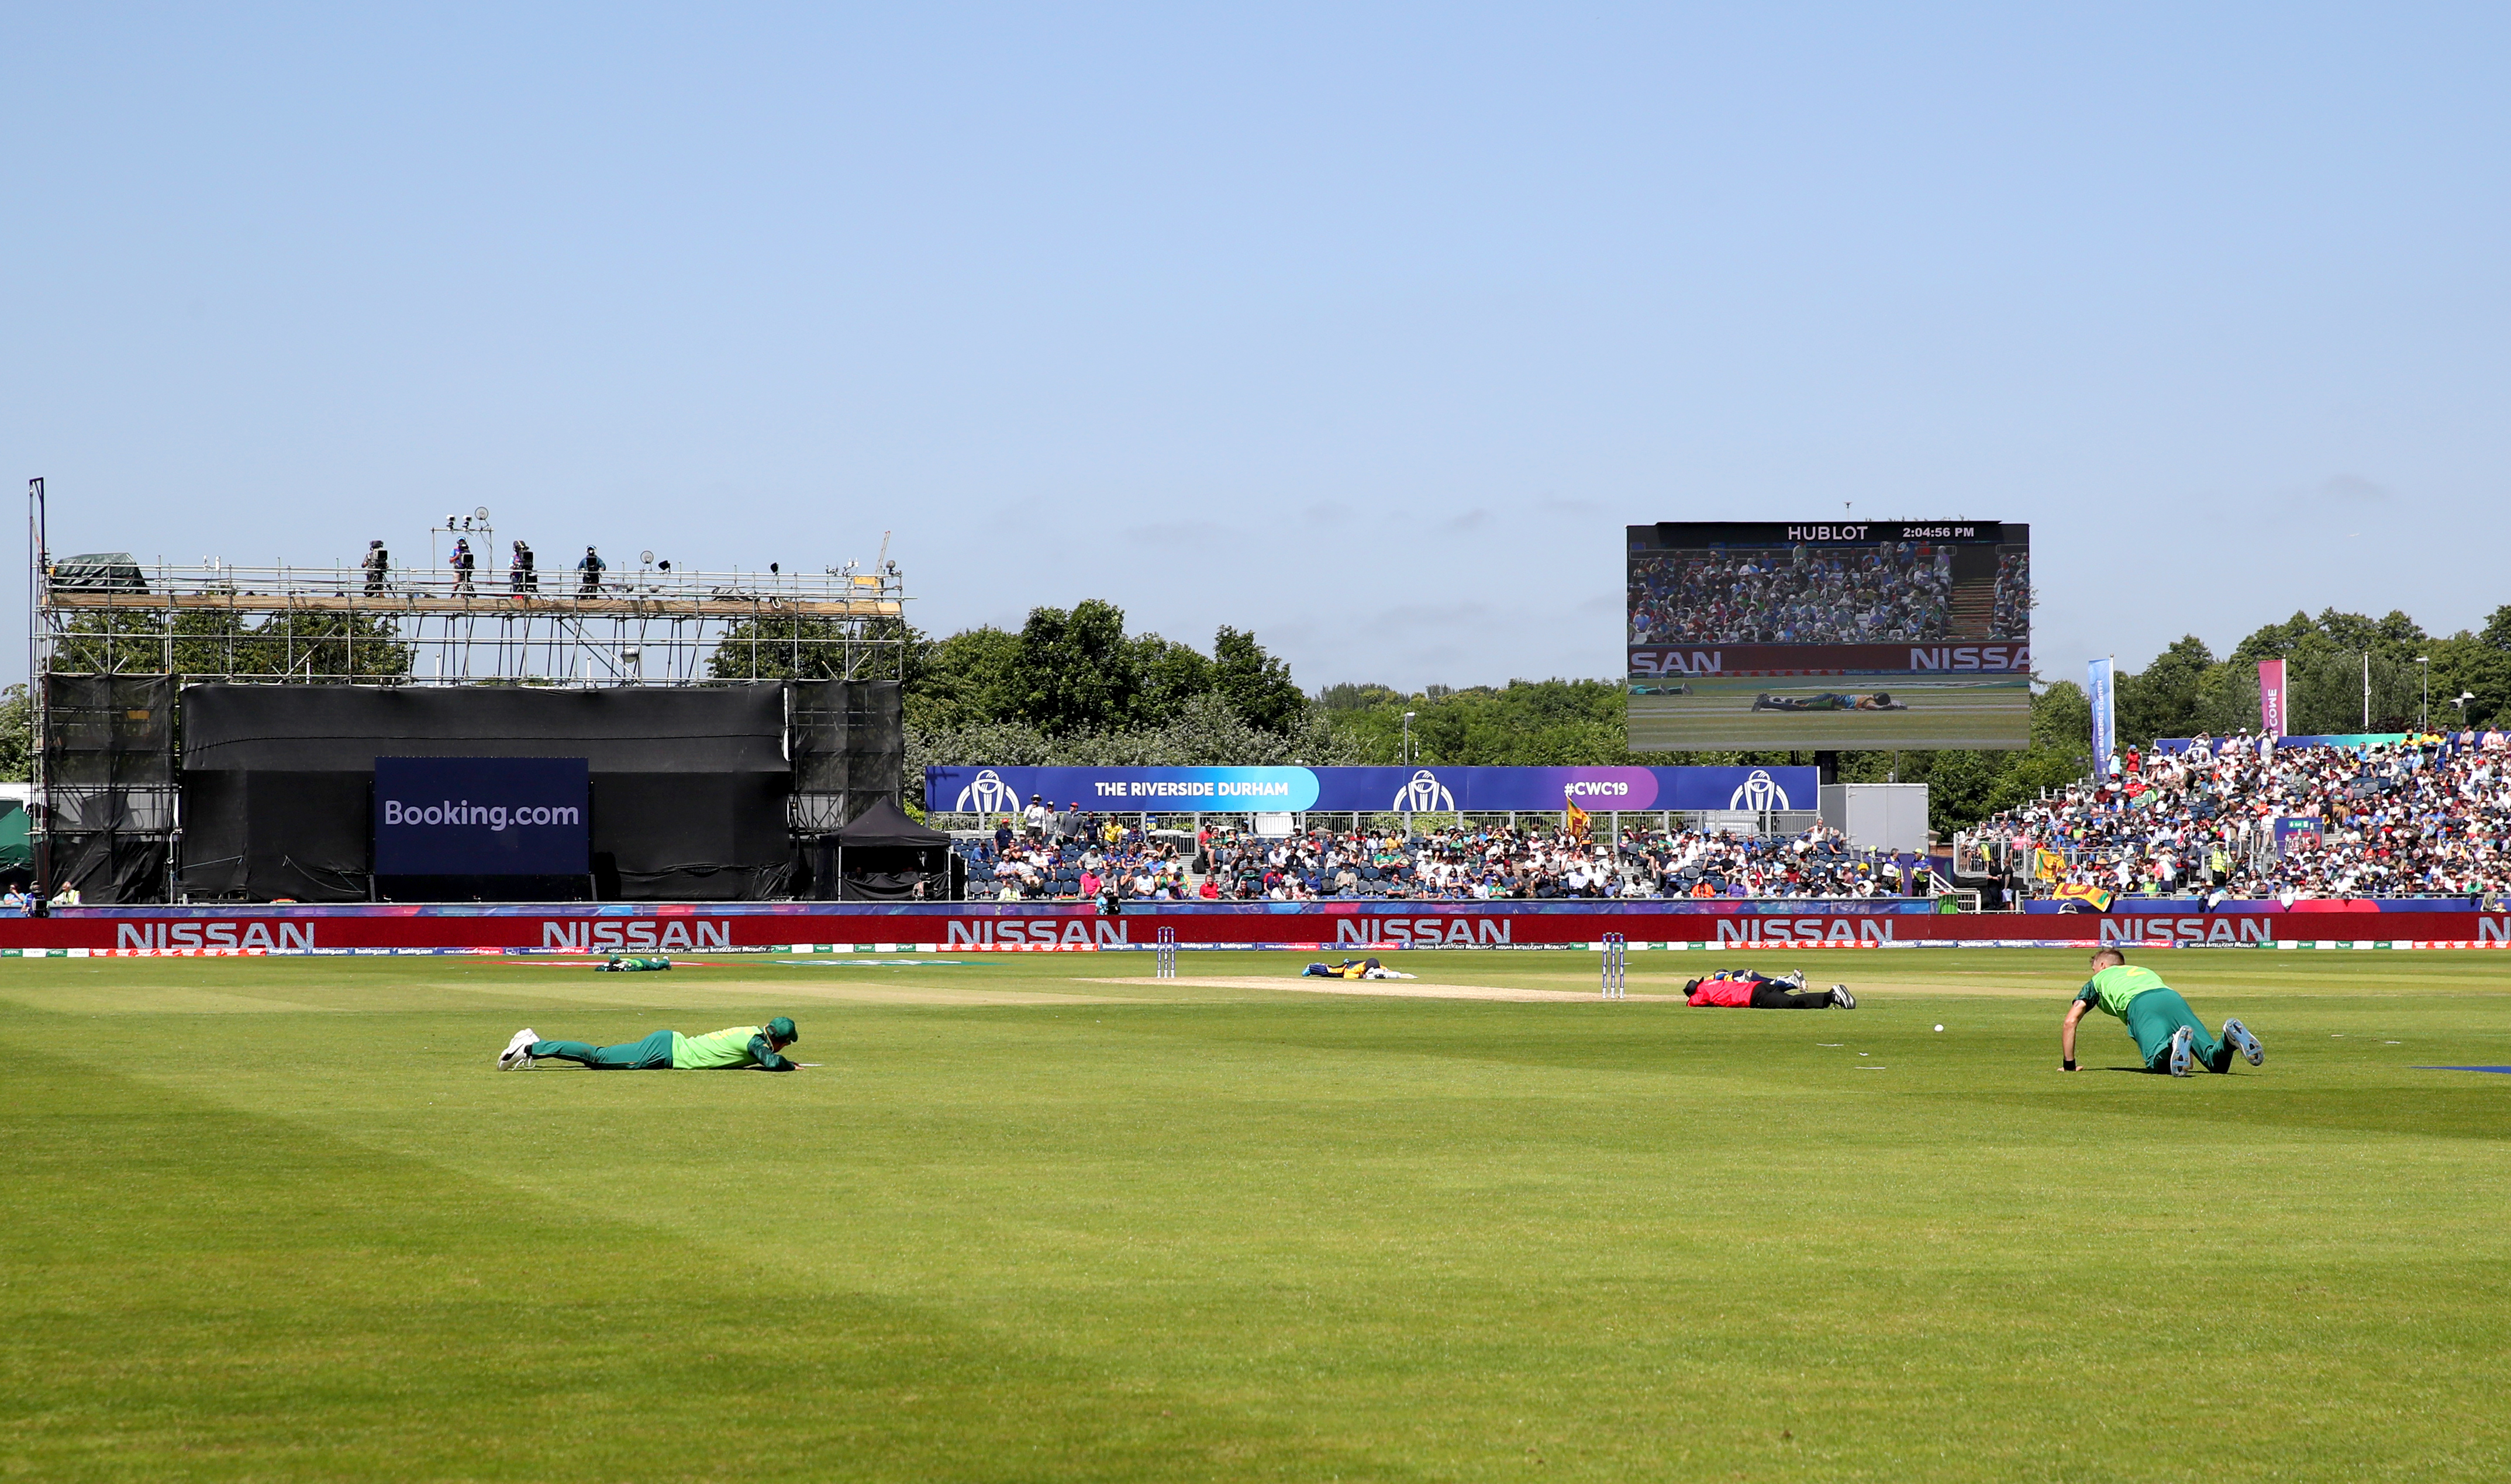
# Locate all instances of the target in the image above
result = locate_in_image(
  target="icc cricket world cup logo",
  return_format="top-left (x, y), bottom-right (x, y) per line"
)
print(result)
top-left (1392, 769), bottom-right (1457, 812)
top-left (1728, 769), bottom-right (1791, 811)
top-left (953, 769), bottom-right (1022, 812)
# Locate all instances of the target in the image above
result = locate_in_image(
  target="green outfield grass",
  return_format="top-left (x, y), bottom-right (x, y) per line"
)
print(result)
top-left (1627, 682), bottom-right (2031, 749)
top-left (1627, 693), bottom-right (2019, 748)
top-left (4, 948), bottom-right (2508, 1481)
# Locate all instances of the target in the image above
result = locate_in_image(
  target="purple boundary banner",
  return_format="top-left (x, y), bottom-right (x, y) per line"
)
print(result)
top-left (926, 765), bottom-right (1822, 815)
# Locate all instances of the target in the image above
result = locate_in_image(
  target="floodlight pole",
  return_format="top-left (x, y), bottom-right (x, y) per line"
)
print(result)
top-left (26, 478), bottom-right (45, 906)
top-left (2417, 656), bottom-right (2429, 733)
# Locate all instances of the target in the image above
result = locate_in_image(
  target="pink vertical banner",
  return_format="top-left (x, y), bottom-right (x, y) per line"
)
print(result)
top-left (2258, 659), bottom-right (2287, 741)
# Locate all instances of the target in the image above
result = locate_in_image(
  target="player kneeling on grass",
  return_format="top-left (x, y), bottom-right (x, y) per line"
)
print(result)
top-left (2061, 948), bottom-right (2262, 1076)
top-left (496, 1016), bottom-right (802, 1072)
top-left (1684, 968), bottom-right (1854, 1009)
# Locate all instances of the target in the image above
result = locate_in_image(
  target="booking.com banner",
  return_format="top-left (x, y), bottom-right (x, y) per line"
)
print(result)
top-left (926, 765), bottom-right (1820, 816)
top-left (374, 757), bottom-right (591, 875)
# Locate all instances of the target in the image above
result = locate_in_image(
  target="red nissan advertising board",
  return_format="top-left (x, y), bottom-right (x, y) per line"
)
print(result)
top-left (1, 902), bottom-right (2502, 954)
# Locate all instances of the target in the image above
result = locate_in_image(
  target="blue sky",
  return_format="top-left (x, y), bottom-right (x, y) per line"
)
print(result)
top-left (6, 4), bottom-right (2506, 692)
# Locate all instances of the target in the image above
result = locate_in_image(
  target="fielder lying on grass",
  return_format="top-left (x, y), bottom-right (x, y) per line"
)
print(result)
top-left (497, 1016), bottom-right (801, 1071)
top-left (1683, 968), bottom-right (1855, 1009)
top-left (1750, 691), bottom-right (1906, 712)
top-left (2061, 947), bottom-right (2263, 1076)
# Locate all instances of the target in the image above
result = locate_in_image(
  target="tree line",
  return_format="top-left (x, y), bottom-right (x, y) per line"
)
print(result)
top-left (15, 598), bottom-right (2506, 841)
top-left (2107, 606), bottom-right (2509, 744)
top-left (1300, 603), bottom-right (2511, 839)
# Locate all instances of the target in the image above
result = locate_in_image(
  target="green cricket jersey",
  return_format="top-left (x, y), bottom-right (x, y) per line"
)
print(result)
top-left (2075, 964), bottom-right (2167, 1020)
top-left (669, 1025), bottom-right (794, 1070)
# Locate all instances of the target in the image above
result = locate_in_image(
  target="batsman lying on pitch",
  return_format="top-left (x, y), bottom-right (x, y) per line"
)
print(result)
top-left (496, 1016), bottom-right (801, 1071)
top-left (1684, 968), bottom-right (1855, 1009)
top-left (1300, 957), bottom-right (1418, 981)
top-left (2061, 948), bottom-right (2263, 1076)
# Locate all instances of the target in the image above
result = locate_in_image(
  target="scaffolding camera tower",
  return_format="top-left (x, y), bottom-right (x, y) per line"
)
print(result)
top-left (24, 478), bottom-right (910, 901)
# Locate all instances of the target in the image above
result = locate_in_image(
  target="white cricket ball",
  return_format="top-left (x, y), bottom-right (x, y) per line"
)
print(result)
top-left (1933, 1024), bottom-right (1944, 1032)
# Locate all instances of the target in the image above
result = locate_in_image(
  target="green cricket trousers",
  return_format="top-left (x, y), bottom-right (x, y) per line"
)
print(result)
top-left (527, 1030), bottom-right (676, 1069)
top-left (2122, 989), bottom-right (2233, 1074)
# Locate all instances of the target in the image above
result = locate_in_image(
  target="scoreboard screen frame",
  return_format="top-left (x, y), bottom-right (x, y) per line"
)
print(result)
top-left (1625, 520), bottom-right (2032, 752)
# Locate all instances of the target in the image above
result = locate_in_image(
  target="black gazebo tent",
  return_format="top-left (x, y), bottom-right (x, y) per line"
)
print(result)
top-left (817, 798), bottom-right (957, 901)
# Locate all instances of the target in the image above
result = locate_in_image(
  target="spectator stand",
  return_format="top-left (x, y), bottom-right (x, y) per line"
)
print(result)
top-left (936, 804), bottom-right (1942, 905)
top-left (1958, 731), bottom-right (2510, 905)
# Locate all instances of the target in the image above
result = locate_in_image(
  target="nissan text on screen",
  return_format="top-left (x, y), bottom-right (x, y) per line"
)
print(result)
top-left (1626, 522), bottom-right (2031, 750)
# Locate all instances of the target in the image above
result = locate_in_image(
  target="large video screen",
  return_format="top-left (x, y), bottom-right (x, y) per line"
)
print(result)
top-left (1626, 521), bottom-right (2031, 750)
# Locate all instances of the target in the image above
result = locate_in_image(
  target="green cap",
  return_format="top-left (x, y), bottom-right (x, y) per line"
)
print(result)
top-left (766, 1016), bottom-right (797, 1044)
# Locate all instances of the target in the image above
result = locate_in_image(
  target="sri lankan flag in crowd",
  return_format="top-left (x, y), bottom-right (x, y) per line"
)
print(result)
top-left (2034, 848), bottom-right (2066, 883)
top-left (1564, 792), bottom-right (1591, 840)
top-left (2052, 881), bottom-right (2116, 912)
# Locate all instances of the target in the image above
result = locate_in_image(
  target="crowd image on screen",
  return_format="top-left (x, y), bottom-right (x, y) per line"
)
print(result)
top-left (1627, 540), bottom-right (1965, 646)
top-left (1960, 729), bottom-right (2511, 902)
top-left (1626, 540), bottom-right (2037, 648)
top-left (1990, 550), bottom-right (2030, 636)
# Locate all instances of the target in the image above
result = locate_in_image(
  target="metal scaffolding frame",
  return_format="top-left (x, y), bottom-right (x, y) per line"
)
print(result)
top-left (23, 478), bottom-right (911, 900)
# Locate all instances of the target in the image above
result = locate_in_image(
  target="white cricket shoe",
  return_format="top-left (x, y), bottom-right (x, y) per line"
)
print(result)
top-left (497, 1027), bottom-right (539, 1070)
top-left (1779, 968), bottom-right (1806, 989)
top-left (2166, 1025), bottom-right (2195, 1078)
top-left (1829, 983), bottom-right (1856, 1009)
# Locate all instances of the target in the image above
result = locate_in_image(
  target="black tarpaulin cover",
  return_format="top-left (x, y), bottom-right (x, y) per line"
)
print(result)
top-left (832, 797), bottom-right (950, 848)
top-left (178, 683), bottom-right (791, 902)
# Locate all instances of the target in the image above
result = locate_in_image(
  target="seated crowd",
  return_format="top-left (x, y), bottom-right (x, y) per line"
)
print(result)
top-left (1206, 821), bottom-right (1936, 901)
top-left (958, 815), bottom-right (1205, 902)
top-left (1959, 728), bottom-right (2511, 901)
top-left (955, 813), bottom-right (1940, 902)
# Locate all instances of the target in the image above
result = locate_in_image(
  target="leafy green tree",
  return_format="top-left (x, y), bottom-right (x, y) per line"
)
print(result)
top-left (905, 626), bottom-right (1019, 729)
top-left (2185, 660), bottom-right (2260, 739)
top-left (2101, 611), bottom-right (2432, 740)
top-left (1977, 746), bottom-right (2093, 818)
top-left (233, 611), bottom-right (416, 681)
top-left (2115, 635), bottom-right (2213, 746)
top-left (909, 692), bottom-right (1367, 803)
top-left (2227, 608), bottom-right (2426, 665)
top-left (906, 606), bottom-right (1310, 736)
top-left (1913, 748), bottom-right (2005, 836)
top-left (0, 684), bottom-right (28, 782)
top-left (1132, 635), bottom-right (1216, 726)
top-left (2426, 634), bottom-right (2510, 730)
top-left (706, 615), bottom-right (915, 682)
top-left (50, 609), bottom-right (412, 681)
top-left (1317, 682), bottom-right (1405, 712)
top-left (2030, 680), bottom-right (2091, 754)
top-left (1011, 600), bottom-right (1139, 734)
top-left (1321, 678), bottom-right (1635, 765)
top-left (2228, 611), bottom-right (2323, 665)
top-left (1211, 627), bottom-right (1305, 733)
